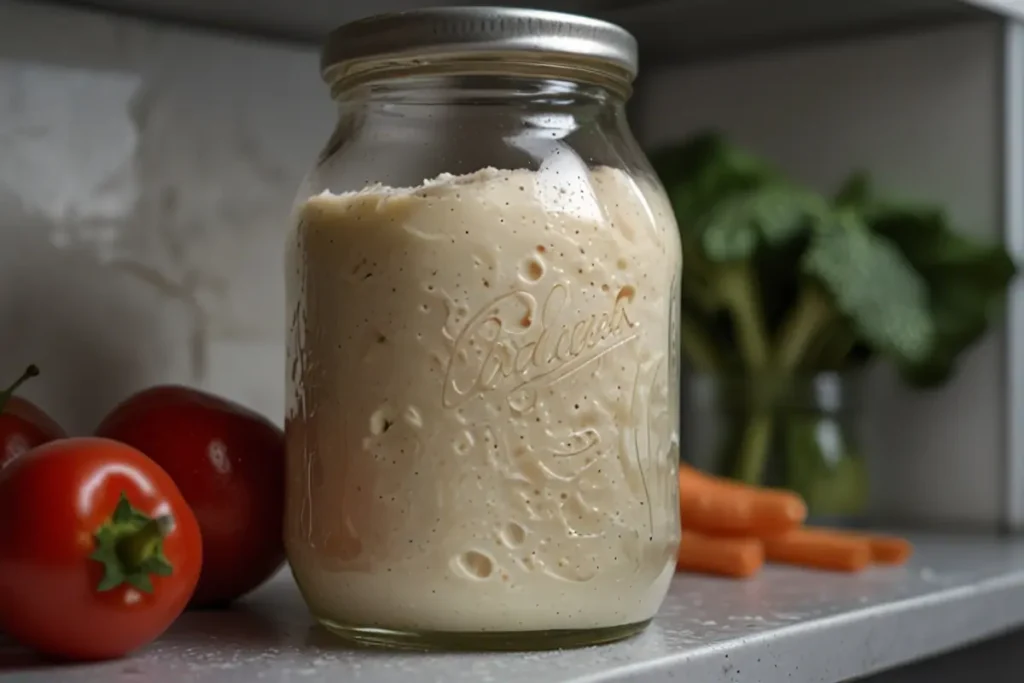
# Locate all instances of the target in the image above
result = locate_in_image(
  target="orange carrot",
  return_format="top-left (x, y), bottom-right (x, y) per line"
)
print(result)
top-left (679, 465), bottom-right (807, 538)
top-left (677, 530), bottom-right (764, 578)
top-left (866, 535), bottom-right (913, 565)
top-left (762, 528), bottom-right (872, 572)
top-left (807, 529), bottom-right (913, 566)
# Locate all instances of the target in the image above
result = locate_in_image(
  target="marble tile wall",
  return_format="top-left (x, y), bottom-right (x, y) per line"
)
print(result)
top-left (0, 0), bottom-right (332, 432)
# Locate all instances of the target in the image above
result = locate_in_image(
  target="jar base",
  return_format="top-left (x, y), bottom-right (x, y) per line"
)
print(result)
top-left (314, 616), bottom-right (652, 651)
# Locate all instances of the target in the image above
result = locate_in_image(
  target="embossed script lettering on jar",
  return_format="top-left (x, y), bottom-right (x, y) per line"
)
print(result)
top-left (443, 281), bottom-right (639, 413)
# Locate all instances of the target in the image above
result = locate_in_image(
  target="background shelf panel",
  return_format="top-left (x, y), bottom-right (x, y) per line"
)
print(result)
top-left (612, 0), bottom-right (983, 62)
top-left (7, 535), bottom-right (1024, 682)
top-left (58, 0), bottom-right (1020, 60)
top-left (58, 0), bottom-right (613, 43)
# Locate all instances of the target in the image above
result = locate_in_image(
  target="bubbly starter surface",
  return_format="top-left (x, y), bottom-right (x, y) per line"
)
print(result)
top-left (285, 163), bottom-right (681, 632)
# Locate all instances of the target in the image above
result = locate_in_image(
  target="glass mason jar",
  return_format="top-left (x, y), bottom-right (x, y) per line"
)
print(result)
top-left (685, 373), bottom-right (868, 522)
top-left (285, 8), bottom-right (683, 650)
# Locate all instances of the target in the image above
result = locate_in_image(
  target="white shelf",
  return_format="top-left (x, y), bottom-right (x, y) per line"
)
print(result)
top-left (58, 0), bottom-right (1024, 61)
top-left (7, 534), bottom-right (1024, 682)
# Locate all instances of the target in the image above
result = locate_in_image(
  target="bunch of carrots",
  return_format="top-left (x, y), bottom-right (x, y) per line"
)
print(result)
top-left (677, 464), bottom-right (913, 578)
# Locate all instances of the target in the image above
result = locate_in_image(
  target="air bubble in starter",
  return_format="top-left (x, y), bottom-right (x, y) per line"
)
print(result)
top-left (453, 430), bottom-right (475, 455)
top-left (369, 405), bottom-right (395, 435)
top-left (405, 405), bottom-right (423, 428)
top-left (499, 522), bottom-right (527, 548)
top-left (520, 257), bottom-right (545, 283)
top-left (454, 550), bottom-right (495, 579)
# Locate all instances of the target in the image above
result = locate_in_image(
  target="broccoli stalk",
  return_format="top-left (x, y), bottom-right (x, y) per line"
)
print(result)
top-left (726, 286), bottom-right (836, 484)
top-left (712, 264), bottom-right (776, 484)
top-left (731, 411), bottom-right (775, 485)
top-left (775, 286), bottom-right (835, 373)
top-left (680, 312), bottom-right (721, 373)
top-left (715, 263), bottom-right (770, 369)
top-left (703, 212), bottom-right (935, 485)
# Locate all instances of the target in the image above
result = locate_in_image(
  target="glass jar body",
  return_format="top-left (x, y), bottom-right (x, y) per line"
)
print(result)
top-left (685, 373), bottom-right (868, 522)
top-left (284, 70), bottom-right (683, 649)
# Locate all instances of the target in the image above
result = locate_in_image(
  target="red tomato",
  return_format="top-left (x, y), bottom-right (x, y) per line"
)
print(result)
top-left (0, 437), bottom-right (202, 660)
top-left (96, 386), bottom-right (285, 608)
top-left (0, 366), bottom-right (65, 469)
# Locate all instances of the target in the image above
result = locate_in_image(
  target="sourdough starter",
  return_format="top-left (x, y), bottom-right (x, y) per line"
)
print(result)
top-left (285, 162), bottom-right (681, 632)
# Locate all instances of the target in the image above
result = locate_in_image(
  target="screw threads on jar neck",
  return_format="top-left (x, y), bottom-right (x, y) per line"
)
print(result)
top-left (324, 55), bottom-right (633, 103)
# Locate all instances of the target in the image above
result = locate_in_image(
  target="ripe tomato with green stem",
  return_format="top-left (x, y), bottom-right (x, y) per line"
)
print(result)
top-left (0, 437), bottom-right (202, 661)
top-left (0, 365), bottom-right (65, 468)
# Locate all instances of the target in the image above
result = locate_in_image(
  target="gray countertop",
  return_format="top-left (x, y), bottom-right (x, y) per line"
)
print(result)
top-left (5, 534), bottom-right (1024, 683)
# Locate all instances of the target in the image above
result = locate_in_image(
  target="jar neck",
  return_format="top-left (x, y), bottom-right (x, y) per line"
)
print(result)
top-left (327, 53), bottom-right (630, 103)
top-left (335, 72), bottom-right (624, 109)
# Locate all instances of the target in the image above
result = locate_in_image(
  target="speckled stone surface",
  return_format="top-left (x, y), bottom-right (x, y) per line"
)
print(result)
top-left (5, 535), bottom-right (1024, 682)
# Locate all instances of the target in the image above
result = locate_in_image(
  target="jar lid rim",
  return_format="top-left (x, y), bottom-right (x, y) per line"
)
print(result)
top-left (320, 7), bottom-right (638, 84)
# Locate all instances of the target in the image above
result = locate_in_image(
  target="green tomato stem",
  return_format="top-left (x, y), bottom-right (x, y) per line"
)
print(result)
top-left (0, 364), bottom-right (39, 415)
top-left (91, 494), bottom-right (175, 593)
top-left (117, 515), bottom-right (173, 572)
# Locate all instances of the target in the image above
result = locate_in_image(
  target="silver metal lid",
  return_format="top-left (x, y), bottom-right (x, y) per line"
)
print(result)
top-left (321, 7), bottom-right (638, 83)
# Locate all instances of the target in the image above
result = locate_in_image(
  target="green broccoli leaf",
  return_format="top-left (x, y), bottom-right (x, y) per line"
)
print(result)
top-left (802, 211), bottom-right (935, 364)
top-left (652, 132), bottom-right (829, 370)
top-left (651, 131), bottom-right (1015, 391)
top-left (864, 205), bottom-right (1016, 386)
top-left (652, 132), bottom-right (802, 370)
top-left (700, 186), bottom-right (828, 261)
top-left (756, 232), bottom-right (810, 340)
top-left (649, 131), bottom-right (780, 226)
top-left (833, 172), bottom-right (872, 209)
top-left (651, 131), bottom-right (757, 315)
top-left (652, 131), bottom-right (810, 259)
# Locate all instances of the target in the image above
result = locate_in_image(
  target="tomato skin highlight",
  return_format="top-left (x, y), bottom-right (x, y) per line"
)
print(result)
top-left (96, 386), bottom-right (285, 607)
top-left (0, 438), bottom-right (202, 661)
